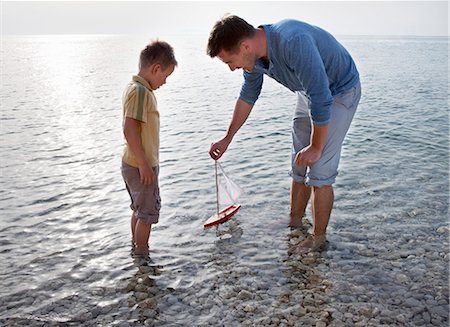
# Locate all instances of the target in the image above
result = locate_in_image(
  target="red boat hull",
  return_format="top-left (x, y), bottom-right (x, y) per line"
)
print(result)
top-left (203, 204), bottom-right (241, 229)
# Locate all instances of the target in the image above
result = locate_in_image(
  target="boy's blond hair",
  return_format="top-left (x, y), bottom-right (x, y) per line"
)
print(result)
top-left (139, 40), bottom-right (177, 70)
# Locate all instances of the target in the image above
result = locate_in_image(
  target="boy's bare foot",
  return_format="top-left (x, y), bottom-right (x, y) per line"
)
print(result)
top-left (289, 234), bottom-right (326, 255)
top-left (134, 245), bottom-right (149, 256)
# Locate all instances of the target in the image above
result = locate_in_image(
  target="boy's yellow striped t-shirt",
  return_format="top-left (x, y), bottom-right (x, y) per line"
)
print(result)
top-left (122, 75), bottom-right (160, 168)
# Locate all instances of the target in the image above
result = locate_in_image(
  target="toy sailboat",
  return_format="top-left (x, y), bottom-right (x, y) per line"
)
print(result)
top-left (203, 161), bottom-right (243, 229)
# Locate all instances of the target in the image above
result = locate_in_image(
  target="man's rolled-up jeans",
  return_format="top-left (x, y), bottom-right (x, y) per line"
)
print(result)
top-left (290, 81), bottom-right (361, 187)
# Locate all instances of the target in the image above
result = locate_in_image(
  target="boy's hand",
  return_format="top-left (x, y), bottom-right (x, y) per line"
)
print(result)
top-left (138, 163), bottom-right (155, 185)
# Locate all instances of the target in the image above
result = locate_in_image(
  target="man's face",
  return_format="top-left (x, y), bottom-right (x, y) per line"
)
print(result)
top-left (217, 42), bottom-right (256, 72)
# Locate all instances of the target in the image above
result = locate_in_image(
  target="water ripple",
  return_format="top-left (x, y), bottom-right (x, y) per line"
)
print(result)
top-left (0, 35), bottom-right (448, 326)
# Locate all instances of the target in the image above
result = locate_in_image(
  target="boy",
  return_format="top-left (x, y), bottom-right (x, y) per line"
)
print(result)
top-left (121, 40), bottom-right (177, 256)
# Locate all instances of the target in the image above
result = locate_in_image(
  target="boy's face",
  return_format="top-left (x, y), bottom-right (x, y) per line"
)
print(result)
top-left (148, 64), bottom-right (175, 90)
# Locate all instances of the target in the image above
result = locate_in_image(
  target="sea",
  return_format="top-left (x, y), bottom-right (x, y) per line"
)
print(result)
top-left (0, 34), bottom-right (448, 326)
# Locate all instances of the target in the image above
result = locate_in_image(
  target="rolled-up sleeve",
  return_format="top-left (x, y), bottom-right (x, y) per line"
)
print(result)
top-left (239, 70), bottom-right (264, 105)
top-left (284, 35), bottom-right (333, 125)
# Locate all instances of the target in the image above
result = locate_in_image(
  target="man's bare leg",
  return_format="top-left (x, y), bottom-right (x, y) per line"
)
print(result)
top-left (291, 185), bottom-right (333, 253)
top-left (312, 185), bottom-right (334, 236)
top-left (289, 180), bottom-right (311, 227)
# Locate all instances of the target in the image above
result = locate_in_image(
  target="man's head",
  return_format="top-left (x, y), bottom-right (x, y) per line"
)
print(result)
top-left (207, 15), bottom-right (255, 57)
top-left (139, 40), bottom-right (177, 90)
top-left (207, 15), bottom-right (259, 72)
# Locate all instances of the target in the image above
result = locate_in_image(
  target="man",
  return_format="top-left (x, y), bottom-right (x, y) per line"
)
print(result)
top-left (207, 15), bottom-right (361, 254)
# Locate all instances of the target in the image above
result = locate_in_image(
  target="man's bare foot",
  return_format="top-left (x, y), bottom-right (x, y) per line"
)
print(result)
top-left (289, 213), bottom-right (305, 228)
top-left (289, 234), bottom-right (326, 255)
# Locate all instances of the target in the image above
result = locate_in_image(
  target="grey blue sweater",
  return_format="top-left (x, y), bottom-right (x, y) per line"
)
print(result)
top-left (239, 19), bottom-right (360, 125)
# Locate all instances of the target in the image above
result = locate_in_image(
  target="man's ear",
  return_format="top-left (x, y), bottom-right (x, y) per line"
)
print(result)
top-left (240, 40), bottom-right (250, 52)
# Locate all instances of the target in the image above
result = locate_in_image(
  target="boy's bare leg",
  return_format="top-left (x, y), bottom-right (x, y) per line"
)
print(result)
top-left (131, 213), bottom-right (138, 246)
top-left (289, 180), bottom-right (311, 227)
top-left (134, 219), bottom-right (151, 255)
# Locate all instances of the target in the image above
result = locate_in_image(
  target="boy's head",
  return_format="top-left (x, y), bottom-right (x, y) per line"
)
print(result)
top-left (139, 40), bottom-right (177, 90)
top-left (207, 15), bottom-right (255, 58)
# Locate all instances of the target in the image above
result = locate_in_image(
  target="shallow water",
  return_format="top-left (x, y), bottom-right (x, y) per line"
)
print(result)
top-left (0, 35), bottom-right (448, 326)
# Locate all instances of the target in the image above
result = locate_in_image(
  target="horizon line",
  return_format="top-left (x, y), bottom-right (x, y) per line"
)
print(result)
top-left (2, 33), bottom-right (449, 38)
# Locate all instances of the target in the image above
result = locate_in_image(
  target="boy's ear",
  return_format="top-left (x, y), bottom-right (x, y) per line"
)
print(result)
top-left (151, 63), bottom-right (161, 74)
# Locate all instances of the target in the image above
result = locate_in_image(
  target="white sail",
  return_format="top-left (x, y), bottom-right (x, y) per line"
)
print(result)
top-left (217, 162), bottom-right (243, 206)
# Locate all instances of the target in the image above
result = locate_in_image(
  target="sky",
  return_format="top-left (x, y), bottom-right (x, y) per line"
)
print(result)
top-left (1, 1), bottom-right (449, 37)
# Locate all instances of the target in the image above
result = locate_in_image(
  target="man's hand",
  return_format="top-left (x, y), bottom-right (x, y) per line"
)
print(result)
top-left (138, 163), bottom-right (155, 185)
top-left (209, 137), bottom-right (231, 160)
top-left (295, 123), bottom-right (328, 167)
top-left (295, 144), bottom-right (322, 167)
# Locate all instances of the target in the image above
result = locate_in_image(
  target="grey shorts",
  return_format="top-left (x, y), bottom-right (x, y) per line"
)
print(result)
top-left (290, 81), bottom-right (361, 186)
top-left (121, 161), bottom-right (161, 224)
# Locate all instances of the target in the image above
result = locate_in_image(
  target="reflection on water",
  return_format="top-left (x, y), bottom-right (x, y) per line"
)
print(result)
top-left (0, 35), bottom-right (448, 326)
